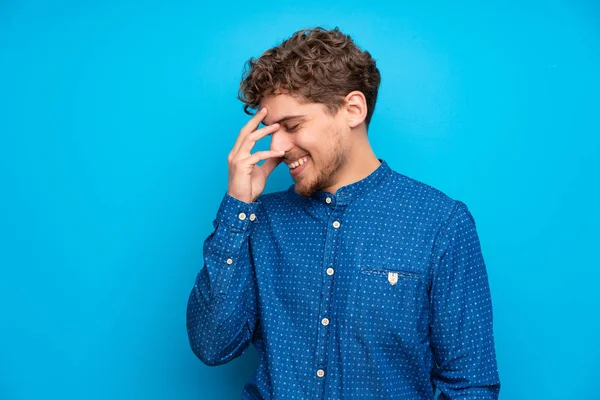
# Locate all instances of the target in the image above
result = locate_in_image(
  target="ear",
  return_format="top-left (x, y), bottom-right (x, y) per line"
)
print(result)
top-left (344, 91), bottom-right (367, 129)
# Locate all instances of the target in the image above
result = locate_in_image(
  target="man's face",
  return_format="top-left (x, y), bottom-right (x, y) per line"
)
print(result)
top-left (260, 92), bottom-right (349, 197)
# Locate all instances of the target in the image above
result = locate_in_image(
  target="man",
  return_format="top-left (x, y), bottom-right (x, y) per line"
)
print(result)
top-left (186, 26), bottom-right (501, 399)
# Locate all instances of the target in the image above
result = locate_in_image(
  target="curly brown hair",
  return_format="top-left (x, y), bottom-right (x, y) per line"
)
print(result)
top-left (237, 26), bottom-right (381, 128)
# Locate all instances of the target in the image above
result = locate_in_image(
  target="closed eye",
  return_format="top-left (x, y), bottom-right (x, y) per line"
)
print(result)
top-left (286, 124), bottom-right (301, 132)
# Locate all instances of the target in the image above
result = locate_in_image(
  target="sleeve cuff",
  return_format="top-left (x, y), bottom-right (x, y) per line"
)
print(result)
top-left (215, 192), bottom-right (260, 232)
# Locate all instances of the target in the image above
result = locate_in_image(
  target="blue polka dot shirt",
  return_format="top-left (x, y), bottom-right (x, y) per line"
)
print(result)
top-left (187, 159), bottom-right (501, 399)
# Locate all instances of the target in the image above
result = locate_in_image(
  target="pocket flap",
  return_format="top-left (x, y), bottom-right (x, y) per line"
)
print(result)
top-left (359, 265), bottom-right (421, 280)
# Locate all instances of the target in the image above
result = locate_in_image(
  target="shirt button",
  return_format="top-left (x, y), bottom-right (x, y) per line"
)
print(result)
top-left (226, 258), bottom-right (233, 264)
top-left (325, 197), bottom-right (331, 204)
top-left (326, 267), bottom-right (334, 276)
top-left (238, 212), bottom-right (247, 220)
top-left (249, 213), bottom-right (256, 221)
top-left (316, 369), bottom-right (325, 377)
top-left (332, 221), bottom-right (340, 228)
top-left (321, 317), bottom-right (329, 326)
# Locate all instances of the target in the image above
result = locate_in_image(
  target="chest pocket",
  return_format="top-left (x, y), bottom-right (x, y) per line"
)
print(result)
top-left (353, 264), bottom-right (426, 340)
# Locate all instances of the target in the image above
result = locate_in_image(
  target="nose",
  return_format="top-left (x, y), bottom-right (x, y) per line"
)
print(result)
top-left (269, 126), bottom-right (294, 154)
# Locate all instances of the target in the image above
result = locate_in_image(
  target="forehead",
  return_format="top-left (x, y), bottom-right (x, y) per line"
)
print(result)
top-left (260, 93), bottom-right (326, 125)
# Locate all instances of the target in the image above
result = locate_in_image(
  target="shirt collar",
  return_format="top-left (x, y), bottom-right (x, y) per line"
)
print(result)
top-left (288, 158), bottom-right (392, 207)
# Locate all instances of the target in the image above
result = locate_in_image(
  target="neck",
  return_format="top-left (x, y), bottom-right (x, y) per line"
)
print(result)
top-left (321, 135), bottom-right (381, 195)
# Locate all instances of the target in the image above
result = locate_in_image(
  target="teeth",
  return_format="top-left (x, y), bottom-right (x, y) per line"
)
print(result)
top-left (289, 156), bottom-right (308, 169)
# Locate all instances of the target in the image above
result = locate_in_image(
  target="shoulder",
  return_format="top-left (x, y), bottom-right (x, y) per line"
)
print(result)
top-left (256, 185), bottom-right (296, 206)
top-left (254, 185), bottom-right (303, 216)
top-left (385, 169), bottom-right (464, 222)
top-left (385, 170), bottom-right (480, 258)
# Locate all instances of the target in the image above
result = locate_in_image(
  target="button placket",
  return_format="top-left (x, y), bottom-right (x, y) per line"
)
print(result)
top-left (313, 209), bottom-right (343, 397)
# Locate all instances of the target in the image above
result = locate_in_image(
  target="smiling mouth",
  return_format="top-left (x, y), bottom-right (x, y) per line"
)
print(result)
top-left (286, 155), bottom-right (309, 170)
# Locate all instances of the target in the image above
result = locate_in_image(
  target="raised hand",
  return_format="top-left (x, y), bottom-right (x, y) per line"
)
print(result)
top-left (227, 107), bottom-right (285, 203)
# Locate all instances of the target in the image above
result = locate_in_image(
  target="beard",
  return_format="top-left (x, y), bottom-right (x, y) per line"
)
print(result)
top-left (294, 127), bottom-right (346, 197)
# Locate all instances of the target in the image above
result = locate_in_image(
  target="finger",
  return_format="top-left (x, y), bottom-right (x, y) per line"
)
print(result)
top-left (231, 107), bottom-right (269, 157)
top-left (242, 106), bottom-right (269, 134)
top-left (244, 149), bottom-right (286, 167)
top-left (238, 123), bottom-right (281, 156)
top-left (258, 155), bottom-right (285, 177)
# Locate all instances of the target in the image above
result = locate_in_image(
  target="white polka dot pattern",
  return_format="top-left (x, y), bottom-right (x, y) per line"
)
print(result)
top-left (186, 159), bottom-right (500, 399)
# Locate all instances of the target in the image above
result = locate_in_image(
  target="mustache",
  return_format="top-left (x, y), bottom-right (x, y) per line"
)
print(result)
top-left (284, 153), bottom-right (310, 162)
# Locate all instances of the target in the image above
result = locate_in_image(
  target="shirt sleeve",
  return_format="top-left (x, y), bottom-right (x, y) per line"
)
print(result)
top-left (429, 200), bottom-right (501, 399)
top-left (186, 191), bottom-right (260, 366)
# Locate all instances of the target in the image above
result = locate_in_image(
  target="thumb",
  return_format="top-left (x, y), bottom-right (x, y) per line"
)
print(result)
top-left (259, 156), bottom-right (285, 177)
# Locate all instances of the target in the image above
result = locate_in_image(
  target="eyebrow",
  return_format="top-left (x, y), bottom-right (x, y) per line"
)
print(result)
top-left (261, 114), bottom-right (306, 127)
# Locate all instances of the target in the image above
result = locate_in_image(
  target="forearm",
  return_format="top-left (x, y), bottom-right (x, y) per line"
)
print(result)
top-left (186, 192), bottom-right (260, 366)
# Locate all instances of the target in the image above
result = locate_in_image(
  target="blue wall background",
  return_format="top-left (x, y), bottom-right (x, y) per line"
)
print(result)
top-left (1, 1), bottom-right (598, 399)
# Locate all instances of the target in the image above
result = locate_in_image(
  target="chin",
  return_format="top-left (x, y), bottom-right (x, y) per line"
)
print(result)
top-left (294, 181), bottom-right (317, 197)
